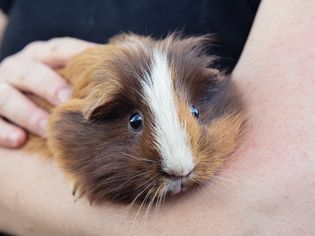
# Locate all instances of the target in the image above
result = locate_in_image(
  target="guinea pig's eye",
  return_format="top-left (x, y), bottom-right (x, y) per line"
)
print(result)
top-left (190, 105), bottom-right (199, 119)
top-left (129, 112), bottom-right (143, 131)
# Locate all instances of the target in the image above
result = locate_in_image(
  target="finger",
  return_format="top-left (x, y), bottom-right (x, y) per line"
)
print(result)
top-left (24, 38), bottom-right (96, 68)
top-left (0, 83), bottom-right (48, 137)
top-left (1, 57), bottom-right (71, 105)
top-left (0, 118), bottom-right (26, 148)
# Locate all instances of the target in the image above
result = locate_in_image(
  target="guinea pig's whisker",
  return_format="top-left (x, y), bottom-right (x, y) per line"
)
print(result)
top-left (121, 175), bottom-right (159, 226)
top-left (192, 179), bottom-right (222, 195)
top-left (211, 175), bottom-right (238, 186)
top-left (148, 183), bottom-right (162, 218)
top-left (153, 184), bottom-right (164, 219)
top-left (190, 177), bottom-right (222, 193)
top-left (153, 186), bottom-right (168, 221)
top-left (190, 177), bottom-right (205, 185)
top-left (110, 172), bottom-right (150, 193)
top-left (88, 175), bottom-right (129, 193)
top-left (127, 180), bottom-right (156, 215)
top-left (160, 186), bottom-right (167, 207)
top-left (198, 176), bottom-right (236, 195)
top-left (131, 176), bottom-right (159, 193)
top-left (162, 185), bottom-right (168, 203)
top-left (122, 153), bottom-right (159, 165)
top-left (142, 182), bottom-right (160, 231)
top-left (89, 172), bottom-right (147, 199)
top-left (130, 181), bottom-right (157, 235)
top-left (89, 169), bottom-right (152, 194)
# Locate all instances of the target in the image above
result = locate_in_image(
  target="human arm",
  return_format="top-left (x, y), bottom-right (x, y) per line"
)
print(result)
top-left (1, 0), bottom-right (315, 234)
top-left (0, 9), bottom-right (8, 44)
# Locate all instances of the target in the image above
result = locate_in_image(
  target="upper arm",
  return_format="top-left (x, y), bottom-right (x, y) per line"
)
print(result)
top-left (0, 0), bottom-right (12, 45)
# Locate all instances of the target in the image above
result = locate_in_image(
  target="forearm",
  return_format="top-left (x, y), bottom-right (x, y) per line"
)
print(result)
top-left (1, 0), bottom-right (315, 235)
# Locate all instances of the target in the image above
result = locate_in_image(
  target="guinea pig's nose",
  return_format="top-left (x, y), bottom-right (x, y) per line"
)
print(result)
top-left (162, 169), bottom-right (192, 180)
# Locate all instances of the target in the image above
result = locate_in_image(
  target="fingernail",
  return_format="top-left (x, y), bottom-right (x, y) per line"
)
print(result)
top-left (57, 87), bottom-right (71, 103)
top-left (8, 131), bottom-right (21, 147)
top-left (39, 118), bottom-right (48, 137)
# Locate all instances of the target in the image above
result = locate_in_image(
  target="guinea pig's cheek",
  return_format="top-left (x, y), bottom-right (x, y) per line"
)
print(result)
top-left (191, 114), bottom-right (245, 181)
top-left (207, 114), bottom-right (244, 152)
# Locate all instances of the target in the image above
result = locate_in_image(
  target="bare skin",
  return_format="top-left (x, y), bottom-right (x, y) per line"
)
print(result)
top-left (0, 35), bottom-right (94, 147)
top-left (0, 0), bottom-right (315, 235)
top-left (0, 10), bottom-right (8, 44)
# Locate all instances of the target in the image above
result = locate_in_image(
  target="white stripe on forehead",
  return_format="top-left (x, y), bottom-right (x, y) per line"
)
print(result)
top-left (141, 49), bottom-right (195, 176)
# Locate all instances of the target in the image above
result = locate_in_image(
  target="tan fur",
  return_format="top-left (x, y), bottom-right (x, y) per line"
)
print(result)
top-left (192, 113), bottom-right (245, 183)
top-left (22, 33), bottom-right (245, 204)
top-left (24, 45), bottom-right (124, 153)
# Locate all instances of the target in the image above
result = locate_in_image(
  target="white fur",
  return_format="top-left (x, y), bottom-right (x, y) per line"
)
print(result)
top-left (141, 49), bottom-right (195, 176)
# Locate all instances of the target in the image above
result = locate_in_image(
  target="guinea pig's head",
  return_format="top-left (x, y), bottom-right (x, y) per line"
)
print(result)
top-left (48, 34), bottom-right (245, 204)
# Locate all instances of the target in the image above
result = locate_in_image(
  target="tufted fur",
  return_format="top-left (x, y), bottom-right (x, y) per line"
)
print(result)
top-left (25, 34), bottom-right (245, 204)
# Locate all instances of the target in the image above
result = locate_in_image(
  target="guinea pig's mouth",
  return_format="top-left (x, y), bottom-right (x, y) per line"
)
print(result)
top-left (166, 178), bottom-right (190, 195)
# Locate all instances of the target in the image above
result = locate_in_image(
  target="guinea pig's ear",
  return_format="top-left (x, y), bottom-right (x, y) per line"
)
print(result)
top-left (82, 101), bottom-right (130, 125)
top-left (82, 91), bottom-right (133, 121)
top-left (82, 100), bottom-right (112, 121)
top-left (81, 83), bottom-right (123, 121)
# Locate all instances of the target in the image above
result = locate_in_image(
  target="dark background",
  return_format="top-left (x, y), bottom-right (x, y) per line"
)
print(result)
top-left (0, 0), bottom-right (260, 72)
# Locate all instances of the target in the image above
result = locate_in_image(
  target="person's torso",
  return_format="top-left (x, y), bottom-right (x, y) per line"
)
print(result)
top-left (0, 0), bottom-right (260, 70)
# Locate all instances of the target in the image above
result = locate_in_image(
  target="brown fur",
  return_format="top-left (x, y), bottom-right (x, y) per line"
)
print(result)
top-left (24, 33), bottom-right (245, 204)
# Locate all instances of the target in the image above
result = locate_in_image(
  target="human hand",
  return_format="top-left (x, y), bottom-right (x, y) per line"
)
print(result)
top-left (0, 37), bottom-right (95, 148)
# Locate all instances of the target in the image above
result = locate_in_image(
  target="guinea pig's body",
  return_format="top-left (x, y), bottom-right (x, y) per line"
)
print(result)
top-left (26, 34), bottom-right (245, 204)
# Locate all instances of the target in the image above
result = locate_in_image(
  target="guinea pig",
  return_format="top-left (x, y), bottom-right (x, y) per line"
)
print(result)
top-left (26, 33), bottom-right (245, 204)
